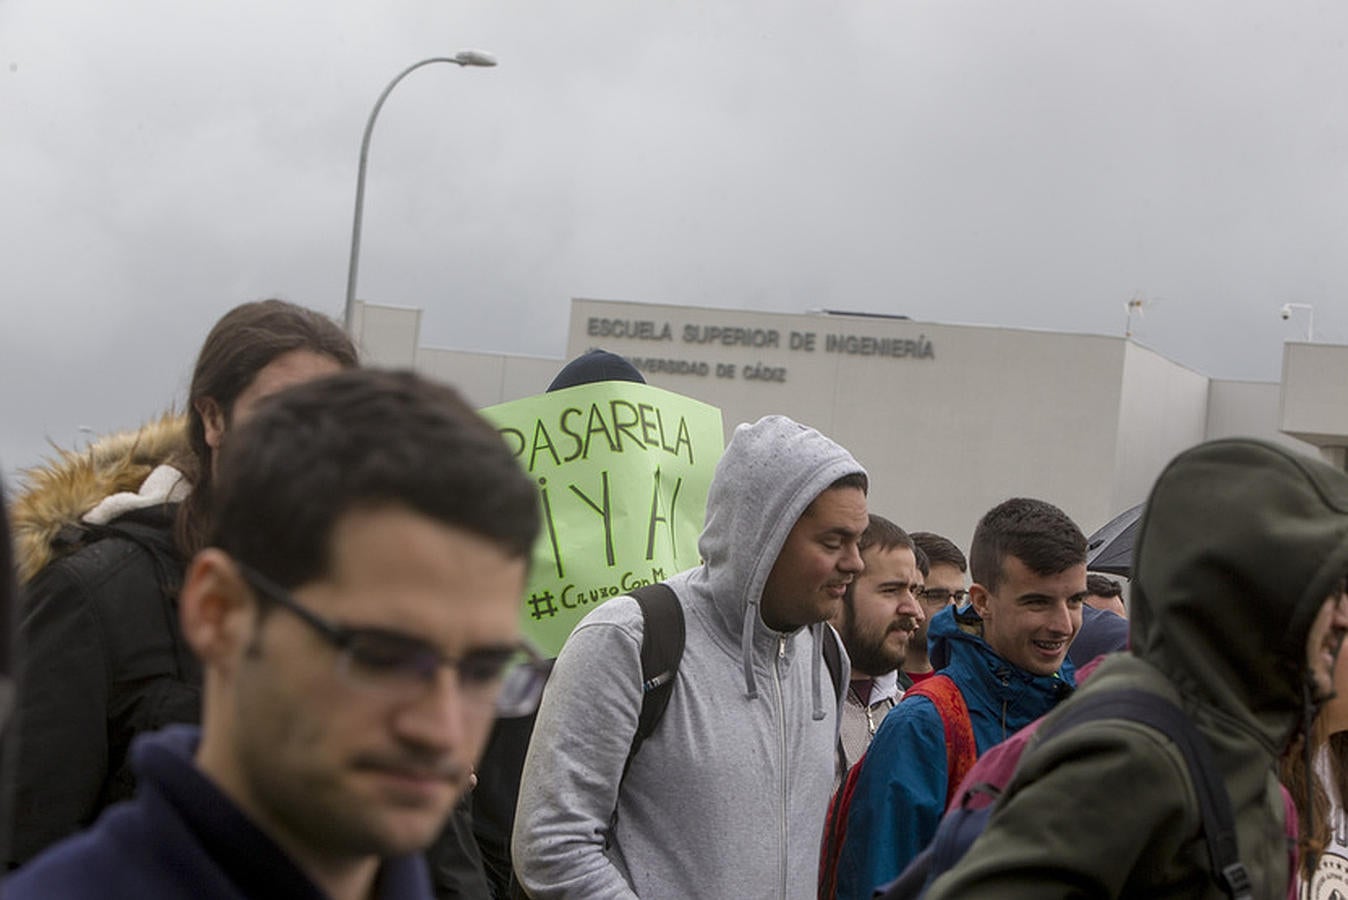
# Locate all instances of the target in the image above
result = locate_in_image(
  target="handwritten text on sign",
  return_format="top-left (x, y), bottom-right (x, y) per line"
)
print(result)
top-left (481, 382), bottom-right (724, 655)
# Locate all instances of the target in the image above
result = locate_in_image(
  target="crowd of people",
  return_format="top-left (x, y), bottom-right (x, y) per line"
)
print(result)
top-left (1, 298), bottom-right (1347, 900)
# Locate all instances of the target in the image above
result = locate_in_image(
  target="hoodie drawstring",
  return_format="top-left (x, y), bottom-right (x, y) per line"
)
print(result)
top-left (740, 603), bottom-right (828, 721)
top-left (810, 622), bottom-right (825, 721)
top-left (741, 602), bottom-right (760, 699)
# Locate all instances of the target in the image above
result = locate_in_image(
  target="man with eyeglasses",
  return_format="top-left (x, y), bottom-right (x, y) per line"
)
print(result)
top-left (827, 515), bottom-right (927, 779)
top-left (906, 532), bottom-right (969, 685)
top-left (4, 369), bottom-right (543, 900)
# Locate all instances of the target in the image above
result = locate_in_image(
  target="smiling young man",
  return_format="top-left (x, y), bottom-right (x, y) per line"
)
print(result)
top-left (3, 369), bottom-right (542, 900)
top-left (834, 498), bottom-right (1085, 900)
top-left (513, 415), bottom-right (867, 900)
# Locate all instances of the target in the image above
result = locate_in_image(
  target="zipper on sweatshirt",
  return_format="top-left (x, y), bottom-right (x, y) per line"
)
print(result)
top-left (775, 633), bottom-right (789, 898)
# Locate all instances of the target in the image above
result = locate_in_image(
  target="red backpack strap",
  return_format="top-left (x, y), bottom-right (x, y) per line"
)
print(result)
top-left (904, 674), bottom-right (977, 809)
top-left (819, 752), bottom-right (867, 899)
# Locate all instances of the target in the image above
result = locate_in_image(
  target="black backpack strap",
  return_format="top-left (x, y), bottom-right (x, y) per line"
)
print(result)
top-left (630, 582), bottom-right (685, 760)
top-left (601, 583), bottom-right (684, 851)
top-left (1038, 689), bottom-right (1252, 900)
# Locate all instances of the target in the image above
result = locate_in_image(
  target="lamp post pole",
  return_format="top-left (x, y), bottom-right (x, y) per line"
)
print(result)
top-left (343, 50), bottom-right (497, 334)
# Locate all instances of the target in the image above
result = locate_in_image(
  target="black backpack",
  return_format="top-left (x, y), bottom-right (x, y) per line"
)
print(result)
top-left (876, 688), bottom-right (1253, 900)
top-left (620, 580), bottom-right (844, 784)
top-left (509, 582), bottom-right (844, 898)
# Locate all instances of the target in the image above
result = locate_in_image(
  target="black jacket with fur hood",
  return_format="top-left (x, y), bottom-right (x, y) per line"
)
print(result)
top-left (1, 415), bottom-right (199, 869)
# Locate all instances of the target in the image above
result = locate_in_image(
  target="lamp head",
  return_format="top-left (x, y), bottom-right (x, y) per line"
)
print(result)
top-left (453, 49), bottom-right (497, 67)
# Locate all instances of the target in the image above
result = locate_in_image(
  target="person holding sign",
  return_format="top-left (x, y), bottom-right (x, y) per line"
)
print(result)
top-left (513, 415), bottom-right (867, 900)
top-left (473, 349), bottom-right (723, 898)
top-left (471, 348), bottom-right (650, 897)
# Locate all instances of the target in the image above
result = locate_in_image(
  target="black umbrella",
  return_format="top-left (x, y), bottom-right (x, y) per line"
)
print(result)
top-left (1086, 503), bottom-right (1144, 576)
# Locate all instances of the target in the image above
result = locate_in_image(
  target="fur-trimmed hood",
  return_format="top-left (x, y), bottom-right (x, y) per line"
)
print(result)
top-left (11, 414), bottom-right (192, 583)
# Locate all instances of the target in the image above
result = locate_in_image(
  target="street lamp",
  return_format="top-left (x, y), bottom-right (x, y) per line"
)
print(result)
top-left (343, 50), bottom-right (497, 334)
top-left (1279, 303), bottom-right (1314, 341)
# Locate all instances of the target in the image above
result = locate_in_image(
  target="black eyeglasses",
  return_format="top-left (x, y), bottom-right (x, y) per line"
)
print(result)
top-left (233, 559), bottom-right (549, 718)
top-left (916, 587), bottom-right (968, 604)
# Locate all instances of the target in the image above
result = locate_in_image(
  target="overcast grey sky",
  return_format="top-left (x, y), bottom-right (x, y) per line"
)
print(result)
top-left (3, 1), bottom-right (1346, 481)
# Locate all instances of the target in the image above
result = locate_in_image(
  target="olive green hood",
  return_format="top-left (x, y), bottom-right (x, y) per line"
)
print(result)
top-left (1130, 438), bottom-right (1348, 751)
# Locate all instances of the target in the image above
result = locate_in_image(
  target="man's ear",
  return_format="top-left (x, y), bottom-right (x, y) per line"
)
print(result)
top-left (969, 583), bottom-right (993, 620)
top-left (195, 396), bottom-right (227, 452)
top-left (180, 549), bottom-right (256, 671)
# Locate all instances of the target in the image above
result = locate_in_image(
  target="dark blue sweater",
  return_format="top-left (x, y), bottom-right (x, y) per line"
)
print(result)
top-left (3, 725), bottom-right (434, 899)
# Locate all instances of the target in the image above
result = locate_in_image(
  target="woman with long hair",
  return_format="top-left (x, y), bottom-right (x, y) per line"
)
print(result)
top-left (1282, 619), bottom-right (1348, 897)
top-left (1, 300), bottom-right (355, 869)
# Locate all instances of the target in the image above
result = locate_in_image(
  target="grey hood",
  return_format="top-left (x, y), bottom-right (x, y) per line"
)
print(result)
top-left (684, 415), bottom-right (866, 715)
top-left (513, 414), bottom-right (865, 899)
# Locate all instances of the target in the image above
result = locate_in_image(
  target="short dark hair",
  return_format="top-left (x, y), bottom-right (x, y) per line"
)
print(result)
top-left (845, 515), bottom-right (917, 604)
top-left (830, 471), bottom-right (869, 494)
top-left (858, 514), bottom-right (914, 557)
top-left (209, 369), bottom-right (539, 589)
top-left (806, 472), bottom-right (869, 548)
top-left (969, 498), bottom-right (1086, 592)
top-left (911, 532), bottom-right (967, 573)
top-left (1086, 573), bottom-right (1123, 598)
top-left (177, 300), bottom-right (358, 556)
top-left (914, 545), bottom-right (930, 579)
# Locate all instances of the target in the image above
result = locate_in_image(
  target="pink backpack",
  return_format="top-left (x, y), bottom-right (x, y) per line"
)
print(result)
top-left (875, 685), bottom-right (1297, 900)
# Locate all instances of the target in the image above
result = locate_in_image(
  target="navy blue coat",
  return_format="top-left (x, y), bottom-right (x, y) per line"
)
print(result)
top-left (3, 726), bottom-right (435, 899)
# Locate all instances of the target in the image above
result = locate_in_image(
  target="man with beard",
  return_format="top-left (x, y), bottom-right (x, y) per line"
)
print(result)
top-left (828, 515), bottom-right (927, 776)
top-left (513, 416), bottom-right (867, 900)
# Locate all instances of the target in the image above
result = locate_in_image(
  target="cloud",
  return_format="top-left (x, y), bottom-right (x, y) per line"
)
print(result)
top-left (4, 0), bottom-right (1346, 478)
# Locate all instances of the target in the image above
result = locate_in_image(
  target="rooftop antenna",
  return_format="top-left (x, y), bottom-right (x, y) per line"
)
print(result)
top-left (1124, 292), bottom-right (1164, 339)
top-left (1124, 293), bottom-right (1146, 339)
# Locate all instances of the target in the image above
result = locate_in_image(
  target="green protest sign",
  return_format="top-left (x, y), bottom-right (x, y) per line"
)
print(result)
top-left (481, 382), bottom-right (724, 656)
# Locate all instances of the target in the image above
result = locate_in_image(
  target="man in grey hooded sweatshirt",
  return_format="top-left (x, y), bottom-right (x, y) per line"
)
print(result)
top-left (513, 415), bottom-right (867, 899)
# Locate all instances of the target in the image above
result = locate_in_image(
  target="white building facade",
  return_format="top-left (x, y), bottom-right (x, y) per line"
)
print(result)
top-left (354, 297), bottom-right (1334, 551)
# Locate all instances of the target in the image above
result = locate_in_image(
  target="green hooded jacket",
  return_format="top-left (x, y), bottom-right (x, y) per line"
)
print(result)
top-left (927, 438), bottom-right (1348, 900)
